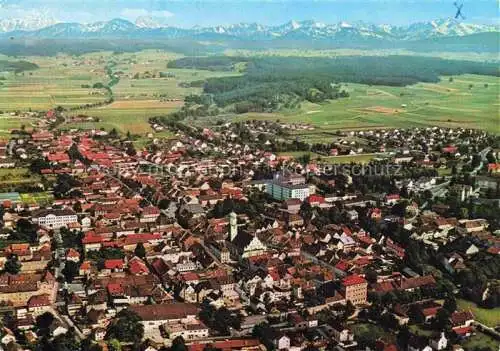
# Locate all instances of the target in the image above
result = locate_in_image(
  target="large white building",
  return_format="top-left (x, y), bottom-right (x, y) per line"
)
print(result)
top-left (32, 209), bottom-right (78, 229)
top-left (267, 171), bottom-right (310, 201)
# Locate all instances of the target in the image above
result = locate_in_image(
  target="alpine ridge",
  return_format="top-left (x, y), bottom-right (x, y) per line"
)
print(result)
top-left (1, 18), bottom-right (497, 41)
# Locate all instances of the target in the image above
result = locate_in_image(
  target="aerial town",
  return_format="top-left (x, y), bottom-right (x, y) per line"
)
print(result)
top-left (0, 107), bottom-right (497, 351)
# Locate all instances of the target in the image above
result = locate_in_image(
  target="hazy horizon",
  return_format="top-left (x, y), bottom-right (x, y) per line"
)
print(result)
top-left (0, 0), bottom-right (498, 28)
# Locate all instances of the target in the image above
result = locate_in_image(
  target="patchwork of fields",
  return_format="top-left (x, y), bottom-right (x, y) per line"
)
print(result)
top-left (0, 55), bottom-right (108, 111)
top-left (0, 50), bottom-right (497, 138)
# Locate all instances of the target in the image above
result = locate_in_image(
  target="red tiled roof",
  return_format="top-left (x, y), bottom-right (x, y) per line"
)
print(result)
top-left (142, 206), bottom-right (160, 216)
top-left (442, 146), bottom-right (458, 153)
top-left (82, 232), bottom-right (104, 244)
top-left (189, 339), bottom-right (261, 351)
top-left (401, 275), bottom-right (436, 290)
top-left (422, 307), bottom-right (439, 317)
top-left (306, 195), bottom-right (325, 204)
top-left (452, 326), bottom-right (473, 335)
top-left (487, 247), bottom-right (500, 255)
top-left (130, 303), bottom-right (198, 321)
top-left (342, 274), bottom-right (367, 286)
top-left (104, 259), bottom-right (124, 270)
top-left (27, 294), bottom-right (51, 308)
top-left (386, 194), bottom-right (400, 200)
top-left (80, 261), bottom-right (91, 271)
top-left (180, 272), bottom-right (199, 282)
top-left (335, 260), bottom-right (350, 272)
top-left (128, 258), bottom-right (149, 275)
top-left (48, 152), bottom-right (70, 162)
top-left (107, 283), bottom-right (124, 295)
top-left (66, 248), bottom-right (80, 258)
top-left (450, 311), bottom-right (474, 326)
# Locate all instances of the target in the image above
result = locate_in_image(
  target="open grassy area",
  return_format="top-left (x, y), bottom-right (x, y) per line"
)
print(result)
top-left (20, 192), bottom-right (54, 206)
top-left (351, 322), bottom-right (394, 344)
top-left (64, 100), bottom-right (183, 134)
top-left (107, 50), bottom-right (241, 100)
top-left (409, 324), bottom-right (434, 337)
top-left (462, 331), bottom-right (499, 350)
top-left (0, 50), bottom-right (239, 136)
top-left (0, 114), bottom-right (37, 138)
top-left (277, 151), bottom-right (379, 164)
top-left (457, 299), bottom-right (500, 328)
top-left (113, 68), bottom-right (240, 100)
top-left (0, 168), bottom-right (39, 185)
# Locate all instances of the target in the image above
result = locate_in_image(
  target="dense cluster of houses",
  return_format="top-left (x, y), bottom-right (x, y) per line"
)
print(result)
top-left (0, 119), bottom-right (497, 351)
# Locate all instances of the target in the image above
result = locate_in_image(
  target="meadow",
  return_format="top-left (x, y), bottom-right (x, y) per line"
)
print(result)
top-left (457, 299), bottom-right (500, 328)
top-left (277, 151), bottom-right (379, 164)
top-left (64, 100), bottom-right (183, 134)
top-left (0, 113), bottom-right (39, 138)
top-left (0, 168), bottom-right (40, 186)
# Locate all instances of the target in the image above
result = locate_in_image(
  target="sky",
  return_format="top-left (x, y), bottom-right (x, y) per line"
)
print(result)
top-left (0, 0), bottom-right (498, 27)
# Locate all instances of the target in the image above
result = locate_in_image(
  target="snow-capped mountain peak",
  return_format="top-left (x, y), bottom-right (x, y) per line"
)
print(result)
top-left (0, 11), bottom-right (59, 32)
top-left (340, 21), bottom-right (353, 28)
top-left (0, 17), bottom-right (496, 42)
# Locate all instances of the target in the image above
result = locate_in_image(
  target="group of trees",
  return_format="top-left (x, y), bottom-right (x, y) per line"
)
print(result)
top-left (106, 309), bottom-right (144, 346)
top-left (168, 56), bottom-right (244, 71)
top-left (0, 60), bottom-right (39, 73)
top-left (199, 302), bottom-right (242, 335)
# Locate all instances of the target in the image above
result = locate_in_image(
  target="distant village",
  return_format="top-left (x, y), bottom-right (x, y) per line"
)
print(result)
top-left (0, 108), bottom-right (497, 351)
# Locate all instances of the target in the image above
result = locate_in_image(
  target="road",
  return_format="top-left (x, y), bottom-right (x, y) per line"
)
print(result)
top-left (98, 165), bottom-right (153, 206)
top-left (470, 146), bottom-right (491, 176)
top-left (301, 250), bottom-right (344, 277)
top-left (52, 229), bottom-right (65, 279)
top-left (475, 321), bottom-right (500, 341)
top-left (48, 307), bottom-right (85, 341)
top-left (197, 237), bottom-right (223, 268)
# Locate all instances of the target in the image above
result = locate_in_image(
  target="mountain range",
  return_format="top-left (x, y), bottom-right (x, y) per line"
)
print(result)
top-left (1, 17), bottom-right (497, 42)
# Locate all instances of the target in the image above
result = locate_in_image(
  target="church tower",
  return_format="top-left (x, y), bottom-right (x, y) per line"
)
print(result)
top-left (229, 211), bottom-right (238, 241)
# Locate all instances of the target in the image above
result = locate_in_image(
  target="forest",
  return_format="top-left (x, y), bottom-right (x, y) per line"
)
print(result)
top-left (0, 59), bottom-right (39, 73)
top-left (0, 39), bottom-right (223, 57)
top-left (168, 55), bottom-right (499, 113)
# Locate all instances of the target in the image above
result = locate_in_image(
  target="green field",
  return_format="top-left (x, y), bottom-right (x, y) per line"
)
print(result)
top-left (351, 322), bottom-right (394, 344)
top-left (20, 192), bottom-right (54, 206)
top-left (462, 331), bottom-right (499, 350)
top-left (0, 114), bottom-right (38, 138)
top-left (277, 151), bottom-right (379, 164)
top-left (64, 101), bottom-right (182, 134)
top-left (457, 299), bottom-right (500, 328)
top-left (113, 68), bottom-right (240, 100)
top-left (0, 168), bottom-right (40, 185)
top-left (0, 51), bottom-right (239, 135)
